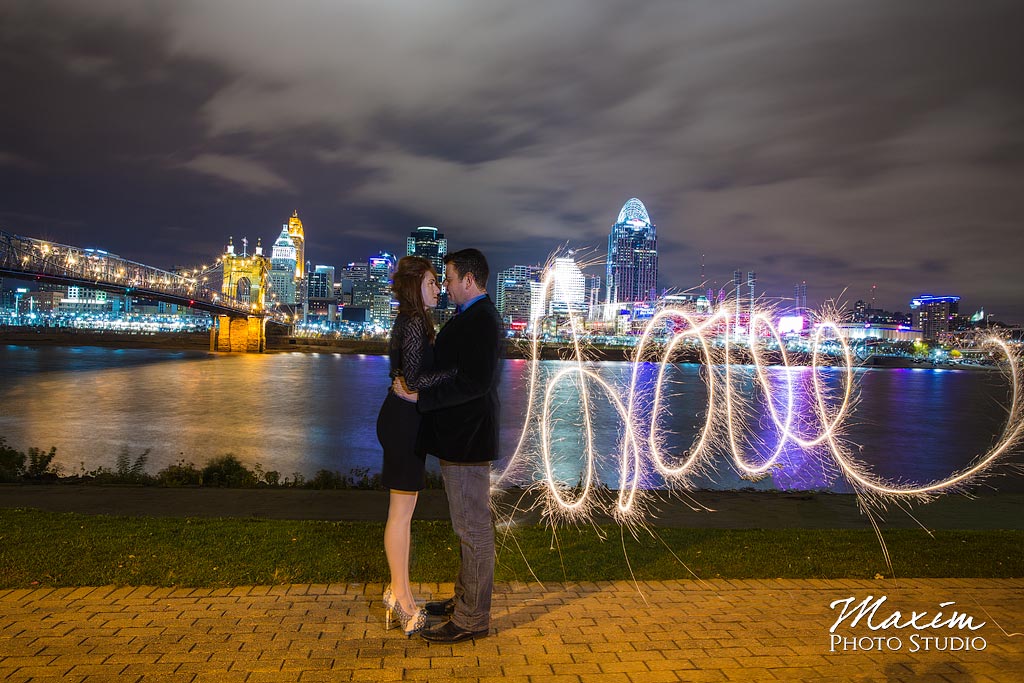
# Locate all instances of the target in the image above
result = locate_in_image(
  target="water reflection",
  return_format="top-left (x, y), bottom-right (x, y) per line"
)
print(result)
top-left (0, 345), bottom-right (1018, 492)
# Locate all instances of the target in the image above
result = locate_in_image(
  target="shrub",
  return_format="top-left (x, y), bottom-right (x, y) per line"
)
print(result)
top-left (344, 467), bottom-right (382, 490)
top-left (201, 454), bottom-right (257, 488)
top-left (156, 459), bottom-right (202, 487)
top-left (0, 437), bottom-right (61, 481)
top-left (309, 469), bottom-right (345, 489)
top-left (0, 437), bottom-right (25, 483)
top-left (25, 446), bottom-right (59, 479)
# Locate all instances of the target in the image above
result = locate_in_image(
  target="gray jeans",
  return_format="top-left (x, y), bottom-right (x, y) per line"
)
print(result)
top-left (440, 461), bottom-right (494, 631)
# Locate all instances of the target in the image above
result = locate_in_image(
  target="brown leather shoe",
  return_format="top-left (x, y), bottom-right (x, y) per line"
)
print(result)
top-left (420, 620), bottom-right (487, 643)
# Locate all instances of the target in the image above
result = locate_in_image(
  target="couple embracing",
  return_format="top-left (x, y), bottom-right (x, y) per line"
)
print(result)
top-left (375, 248), bottom-right (503, 644)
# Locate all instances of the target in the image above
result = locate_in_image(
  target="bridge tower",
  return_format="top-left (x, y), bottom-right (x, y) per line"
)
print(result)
top-left (211, 236), bottom-right (271, 352)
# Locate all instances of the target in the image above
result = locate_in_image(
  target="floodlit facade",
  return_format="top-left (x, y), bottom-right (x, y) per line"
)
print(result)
top-left (269, 227), bottom-right (298, 305)
top-left (287, 210), bottom-right (305, 281)
top-left (496, 264), bottom-right (541, 327)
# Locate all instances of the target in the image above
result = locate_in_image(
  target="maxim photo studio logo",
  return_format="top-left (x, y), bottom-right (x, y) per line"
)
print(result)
top-left (828, 595), bottom-right (987, 654)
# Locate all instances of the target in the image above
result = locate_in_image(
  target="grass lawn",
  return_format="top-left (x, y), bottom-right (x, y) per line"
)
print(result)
top-left (1, 508), bottom-right (1020, 587)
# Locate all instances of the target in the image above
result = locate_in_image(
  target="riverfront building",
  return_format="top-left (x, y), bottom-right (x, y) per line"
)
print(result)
top-left (545, 256), bottom-right (587, 317)
top-left (606, 198), bottom-right (658, 305)
top-left (911, 295), bottom-right (960, 341)
top-left (496, 264), bottom-right (541, 328)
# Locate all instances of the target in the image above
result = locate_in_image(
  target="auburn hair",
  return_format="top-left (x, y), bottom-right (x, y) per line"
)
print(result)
top-left (391, 255), bottom-right (438, 342)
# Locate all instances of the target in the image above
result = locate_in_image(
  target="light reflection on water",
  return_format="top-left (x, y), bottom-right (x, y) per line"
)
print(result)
top-left (0, 344), bottom-right (1019, 492)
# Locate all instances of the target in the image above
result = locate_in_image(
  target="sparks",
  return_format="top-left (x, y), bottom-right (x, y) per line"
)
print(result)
top-left (497, 258), bottom-right (1024, 526)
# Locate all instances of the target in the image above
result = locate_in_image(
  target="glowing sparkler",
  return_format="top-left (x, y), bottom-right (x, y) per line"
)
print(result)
top-left (499, 255), bottom-right (1024, 526)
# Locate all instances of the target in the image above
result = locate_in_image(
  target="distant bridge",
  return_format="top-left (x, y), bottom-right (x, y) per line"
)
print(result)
top-left (0, 229), bottom-right (282, 351)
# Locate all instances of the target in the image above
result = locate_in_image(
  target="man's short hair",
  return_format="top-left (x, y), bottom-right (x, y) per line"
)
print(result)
top-left (444, 248), bottom-right (489, 289)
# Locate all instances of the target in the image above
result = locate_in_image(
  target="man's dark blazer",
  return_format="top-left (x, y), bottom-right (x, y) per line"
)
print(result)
top-left (418, 295), bottom-right (504, 463)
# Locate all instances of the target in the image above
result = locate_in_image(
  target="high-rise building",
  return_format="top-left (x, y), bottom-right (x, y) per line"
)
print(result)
top-left (269, 226), bottom-right (298, 305)
top-left (340, 261), bottom-right (371, 308)
top-left (794, 281), bottom-right (808, 315)
top-left (407, 226), bottom-right (450, 312)
top-left (308, 265), bottom-right (335, 300)
top-left (306, 265), bottom-right (336, 322)
top-left (606, 197), bottom-right (657, 304)
top-left (368, 252), bottom-right (397, 326)
top-left (0, 278), bottom-right (13, 312)
top-left (733, 270), bottom-right (743, 326)
top-left (911, 295), bottom-right (960, 340)
top-left (548, 257), bottom-right (587, 316)
top-left (287, 210), bottom-right (305, 281)
top-left (584, 273), bottom-right (602, 315)
top-left (496, 265), bottom-right (541, 327)
top-left (852, 299), bottom-right (867, 322)
top-left (747, 271), bottom-right (756, 316)
top-left (406, 227), bottom-right (447, 274)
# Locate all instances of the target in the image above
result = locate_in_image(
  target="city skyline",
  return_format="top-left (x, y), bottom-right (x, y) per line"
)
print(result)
top-left (1, 2), bottom-right (1022, 321)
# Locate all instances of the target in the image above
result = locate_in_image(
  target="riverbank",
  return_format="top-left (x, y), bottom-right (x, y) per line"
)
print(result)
top-left (0, 327), bottom-right (211, 350)
top-left (2, 327), bottom-right (1001, 368)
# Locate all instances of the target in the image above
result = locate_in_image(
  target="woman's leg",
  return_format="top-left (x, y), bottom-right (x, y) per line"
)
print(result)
top-left (384, 489), bottom-right (420, 614)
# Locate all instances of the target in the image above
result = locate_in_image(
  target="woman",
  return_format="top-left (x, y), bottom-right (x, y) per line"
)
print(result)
top-left (376, 255), bottom-right (453, 636)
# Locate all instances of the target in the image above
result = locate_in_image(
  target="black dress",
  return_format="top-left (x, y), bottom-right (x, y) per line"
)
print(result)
top-left (376, 313), bottom-right (455, 491)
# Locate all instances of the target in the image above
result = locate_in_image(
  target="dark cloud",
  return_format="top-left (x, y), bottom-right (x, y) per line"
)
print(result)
top-left (1, 0), bottom-right (1022, 320)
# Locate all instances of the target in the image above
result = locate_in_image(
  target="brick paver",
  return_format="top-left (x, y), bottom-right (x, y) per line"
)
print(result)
top-left (0, 580), bottom-right (1020, 682)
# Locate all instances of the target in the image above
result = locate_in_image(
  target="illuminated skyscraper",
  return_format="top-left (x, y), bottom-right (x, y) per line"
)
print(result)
top-left (606, 198), bottom-right (657, 304)
top-left (269, 226), bottom-right (298, 305)
top-left (584, 273), bottom-right (602, 314)
top-left (911, 295), bottom-right (960, 340)
top-left (496, 264), bottom-right (541, 327)
top-left (548, 256), bottom-right (587, 316)
top-left (287, 210), bottom-right (305, 281)
top-left (406, 227), bottom-right (447, 273)
top-left (733, 269), bottom-right (743, 326)
top-left (340, 261), bottom-right (369, 307)
top-left (794, 281), bottom-right (808, 315)
top-left (407, 226), bottom-right (449, 312)
top-left (307, 265), bottom-right (336, 322)
top-left (747, 271), bottom-right (756, 316)
top-left (368, 252), bottom-right (397, 326)
top-left (308, 265), bottom-right (335, 299)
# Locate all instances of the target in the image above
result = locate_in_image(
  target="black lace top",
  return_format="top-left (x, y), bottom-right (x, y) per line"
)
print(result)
top-left (388, 313), bottom-right (456, 391)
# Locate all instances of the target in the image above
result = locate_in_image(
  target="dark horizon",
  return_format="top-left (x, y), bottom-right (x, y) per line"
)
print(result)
top-left (2, 1), bottom-right (1022, 322)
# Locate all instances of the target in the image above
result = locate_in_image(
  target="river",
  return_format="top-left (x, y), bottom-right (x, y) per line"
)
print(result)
top-left (1, 344), bottom-right (1020, 493)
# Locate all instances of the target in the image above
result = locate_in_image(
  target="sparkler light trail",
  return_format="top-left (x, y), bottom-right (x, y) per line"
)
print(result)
top-left (497, 257), bottom-right (1024, 528)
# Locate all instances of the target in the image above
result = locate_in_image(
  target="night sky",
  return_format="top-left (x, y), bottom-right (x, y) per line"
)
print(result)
top-left (2, 1), bottom-right (1023, 321)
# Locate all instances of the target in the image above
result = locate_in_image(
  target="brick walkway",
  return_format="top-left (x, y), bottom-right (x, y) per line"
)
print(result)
top-left (0, 580), bottom-right (1021, 682)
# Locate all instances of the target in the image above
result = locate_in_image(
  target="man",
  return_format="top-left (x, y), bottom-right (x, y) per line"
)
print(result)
top-left (393, 247), bottom-right (504, 643)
